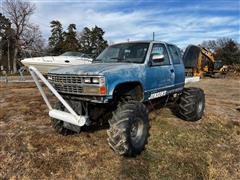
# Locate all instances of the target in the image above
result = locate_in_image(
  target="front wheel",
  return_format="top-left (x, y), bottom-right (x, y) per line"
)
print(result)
top-left (51, 102), bottom-right (80, 135)
top-left (107, 100), bottom-right (150, 156)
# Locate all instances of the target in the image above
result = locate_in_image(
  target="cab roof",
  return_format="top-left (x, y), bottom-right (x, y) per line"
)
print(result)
top-left (112, 40), bottom-right (177, 47)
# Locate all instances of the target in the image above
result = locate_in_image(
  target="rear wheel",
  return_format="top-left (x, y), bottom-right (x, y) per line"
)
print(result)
top-left (107, 100), bottom-right (150, 156)
top-left (177, 88), bottom-right (205, 121)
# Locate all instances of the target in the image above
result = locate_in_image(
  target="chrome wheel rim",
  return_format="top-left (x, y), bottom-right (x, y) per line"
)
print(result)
top-left (130, 118), bottom-right (144, 144)
top-left (197, 100), bottom-right (203, 114)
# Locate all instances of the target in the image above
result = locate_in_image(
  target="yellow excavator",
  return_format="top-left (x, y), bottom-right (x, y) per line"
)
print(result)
top-left (183, 45), bottom-right (228, 78)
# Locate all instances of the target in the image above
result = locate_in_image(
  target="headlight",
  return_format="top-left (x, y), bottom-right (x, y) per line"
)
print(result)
top-left (83, 77), bottom-right (105, 84)
top-left (47, 76), bottom-right (52, 80)
top-left (82, 76), bottom-right (106, 95)
top-left (92, 77), bottom-right (100, 84)
top-left (84, 77), bottom-right (91, 83)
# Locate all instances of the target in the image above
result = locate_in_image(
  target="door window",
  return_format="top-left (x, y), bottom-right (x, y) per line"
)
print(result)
top-left (151, 44), bottom-right (170, 65)
top-left (168, 45), bottom-right (181, 64)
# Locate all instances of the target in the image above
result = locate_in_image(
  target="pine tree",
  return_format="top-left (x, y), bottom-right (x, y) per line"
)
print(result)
top-left (48, 20), bottom-right (64, 55)
top-left (62, 24), bottom-right (79, 52)
top-left (79, 26), bottom-right (108, 57)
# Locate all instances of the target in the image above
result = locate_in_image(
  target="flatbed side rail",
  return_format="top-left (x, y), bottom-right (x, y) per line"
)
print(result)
top-left (29, 66), bottom-right (87, 127)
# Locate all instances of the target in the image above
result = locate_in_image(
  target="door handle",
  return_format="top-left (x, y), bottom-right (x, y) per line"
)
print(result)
top-left (170, 69), bottom-right (174, 73)
top-left (65, 60), bottom-right (70, 63)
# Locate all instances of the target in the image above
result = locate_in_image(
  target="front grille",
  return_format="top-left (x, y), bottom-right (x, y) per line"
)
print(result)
top-left (48, 74), bottom-right (83, 94)
top-left (50, 74), bottom-right (82, 84)
top-left (54, 84), bottom-right (83, 94)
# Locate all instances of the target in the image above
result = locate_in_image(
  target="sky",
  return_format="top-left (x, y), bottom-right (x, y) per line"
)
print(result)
top-left (11, 0), bottom-right (240, 48)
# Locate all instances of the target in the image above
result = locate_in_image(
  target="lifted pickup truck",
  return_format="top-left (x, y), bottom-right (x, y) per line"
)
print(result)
top-left (29, 41), bottom-right (205, 156)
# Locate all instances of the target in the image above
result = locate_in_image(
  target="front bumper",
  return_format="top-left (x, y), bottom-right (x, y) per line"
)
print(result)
top-left (29, 66), bottom-right (88, 127)
top-left (47, 73), bottom-right (111, 103)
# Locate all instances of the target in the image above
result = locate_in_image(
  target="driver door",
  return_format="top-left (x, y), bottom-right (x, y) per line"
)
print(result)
top-left (144, 43), bottom-right (175, 100)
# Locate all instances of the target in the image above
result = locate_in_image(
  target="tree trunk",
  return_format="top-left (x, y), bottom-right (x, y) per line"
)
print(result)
top-left (8, 40), bottom-right (11, 72)
top-left (13, 47), bottom-right (18, 73)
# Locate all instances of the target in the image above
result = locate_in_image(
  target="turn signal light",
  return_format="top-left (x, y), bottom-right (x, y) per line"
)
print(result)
top-left (99, 86), bottom-right (106, 95)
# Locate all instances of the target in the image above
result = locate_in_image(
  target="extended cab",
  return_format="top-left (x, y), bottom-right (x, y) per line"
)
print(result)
top-left (30, 41), bottom-right (205, 156)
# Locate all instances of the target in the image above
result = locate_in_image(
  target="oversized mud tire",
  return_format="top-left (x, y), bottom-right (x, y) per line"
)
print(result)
top-left (177, 88), bottom-right (205, 121)
top-left (107, 100), bottom-right (150, 156)
top-left (51, 102), bottom-right (76, 135)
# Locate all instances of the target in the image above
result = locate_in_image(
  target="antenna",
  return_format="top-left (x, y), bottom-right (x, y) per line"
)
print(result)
top-left (152, 32), bottom-right (155, 41)
top-left (1, 0), bottom-right (3, 15)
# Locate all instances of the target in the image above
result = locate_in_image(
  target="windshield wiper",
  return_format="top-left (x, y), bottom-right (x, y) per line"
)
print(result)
top-left (117, 59), bottom-right (134, 63)
top-left (110, 57), bottom-right (123, 60)
top-left (93, 59), bottom-right (103, 62)
top-left (110, 57), bottom-right (132, 63)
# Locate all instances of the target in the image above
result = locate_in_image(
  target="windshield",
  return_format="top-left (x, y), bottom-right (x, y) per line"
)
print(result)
top-left (60, 51), bottom-right (87, 57)
top-left (214, 60), bottom-right (223, 69)
top-left (94, 43), bottom-right (149, 63)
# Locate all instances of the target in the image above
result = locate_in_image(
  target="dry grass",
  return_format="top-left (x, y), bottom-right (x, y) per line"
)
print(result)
top-left (0, 78), bottom-right (240, 179)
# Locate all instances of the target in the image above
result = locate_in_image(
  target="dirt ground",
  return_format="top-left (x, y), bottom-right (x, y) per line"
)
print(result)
top-left (0, 77), bottom-right (240, 179)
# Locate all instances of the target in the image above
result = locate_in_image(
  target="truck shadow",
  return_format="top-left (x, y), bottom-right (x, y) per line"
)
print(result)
top-left (69, 97), bottom-right (197, 135)
top-left (119, 151), bottom-right (151, 179)
top-left (146, 98), bottom-right (198, 122)
top-left (81, 123), bottom-right (109, 133)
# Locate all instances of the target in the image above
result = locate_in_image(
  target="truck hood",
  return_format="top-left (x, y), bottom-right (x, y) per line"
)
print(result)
top-left (49, 63), bottom-right (144, 76)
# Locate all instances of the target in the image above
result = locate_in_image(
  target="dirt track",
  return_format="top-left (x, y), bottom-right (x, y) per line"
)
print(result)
top-left (0, 78), bottom-right (240, 179)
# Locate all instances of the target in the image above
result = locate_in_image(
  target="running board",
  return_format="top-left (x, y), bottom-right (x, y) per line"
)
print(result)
top-left (29, 66), bottom-right (87, 127)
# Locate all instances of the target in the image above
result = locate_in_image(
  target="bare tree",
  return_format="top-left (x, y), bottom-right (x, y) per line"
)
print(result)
top-left (3, 0), bottom-right (35, 73)
top-left (22, 24), bottom-right (45, 57)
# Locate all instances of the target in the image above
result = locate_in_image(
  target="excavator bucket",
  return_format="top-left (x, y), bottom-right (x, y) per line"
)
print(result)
top-left (183, 45), bottom-right (217, 78)
top-left (182, 45), bottom-right (201, 68)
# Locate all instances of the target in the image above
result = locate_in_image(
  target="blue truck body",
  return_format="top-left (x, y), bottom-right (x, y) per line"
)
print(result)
top-left (37, 41), bottom-right (205, 156)
top-left (49, 41), bottom-right (185, 103)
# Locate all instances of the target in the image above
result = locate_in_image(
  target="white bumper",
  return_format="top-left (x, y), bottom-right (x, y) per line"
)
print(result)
top-left (29, 66), bottom-right (87, 127)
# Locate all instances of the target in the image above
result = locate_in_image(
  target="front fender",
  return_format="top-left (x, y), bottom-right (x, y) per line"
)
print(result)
top-left (107, 78), bottom-right (144, 96)
top-left (105, 72), bottom-right (145, 96)
top-left (102, 64), bottom-right (146, 97)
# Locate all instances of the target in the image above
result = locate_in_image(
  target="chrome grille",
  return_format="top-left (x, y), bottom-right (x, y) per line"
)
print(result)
top-left (54, 84), bottom-right (83, 94)
top-left (48, 74), bottom-right (83, 94)
top-left (50, 74), bottom-right (82, 84)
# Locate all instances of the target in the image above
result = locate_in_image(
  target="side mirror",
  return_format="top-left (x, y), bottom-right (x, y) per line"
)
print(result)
top-left (152, 54), bottom-right (164, 63)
